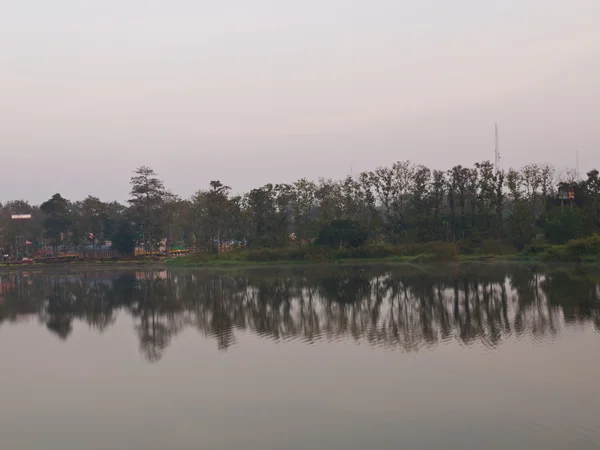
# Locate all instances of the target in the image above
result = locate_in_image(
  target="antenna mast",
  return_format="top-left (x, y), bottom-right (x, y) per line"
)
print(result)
top-left (494, 123), bottom-right (500, 173)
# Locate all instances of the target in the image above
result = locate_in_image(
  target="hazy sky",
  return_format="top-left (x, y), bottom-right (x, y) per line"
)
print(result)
top-left (2, 0), bottom-right (599, 204)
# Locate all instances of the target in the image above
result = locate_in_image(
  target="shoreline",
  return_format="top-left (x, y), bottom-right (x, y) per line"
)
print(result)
top-left (0, 260), bottom-right (166, 273)
top-left (1, 255), bottom-right (599, 273)
top-left (166, 255), bottom-right (600, 270)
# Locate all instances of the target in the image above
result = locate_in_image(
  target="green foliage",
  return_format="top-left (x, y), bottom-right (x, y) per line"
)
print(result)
top-left (522, 238), bottom-right (551, 256)
top-left (188, 181), bottom-right (233, 252)
top-left (407, 242), bottom-right (458, 260)
top-left (523, 235), bottom-right (600, 262)
top-left (5, 161), bottom-right (600, 263)
top-left (168, 241), bottom-right (459, 266)
top-left (480, 239), bottom-right (514, 255)
top-left (110, 221), bottom-right (136, 255)
top-left (40, 193), bottom-right (72, 251)
top-left (507, 200), bottom-right (534, 250)
top-left (243, 184), bottom-right (290, 248)
top-left (542, 206), bottom-right (584, 245)
top-left (458, 238), bottom-right (516, 255)
top-left (128, 166), bottom-right (166, 253)
top-left (564, 234), bottom-right (600, 260)
top-left (316, 219), bottom-right (368, 249)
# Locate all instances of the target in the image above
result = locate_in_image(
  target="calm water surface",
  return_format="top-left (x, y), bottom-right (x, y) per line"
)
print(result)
top-left (1, 265), bottom-right (600, 450)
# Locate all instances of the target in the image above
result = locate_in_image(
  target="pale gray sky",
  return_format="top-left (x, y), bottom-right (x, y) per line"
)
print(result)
top-left (2, 0), bottom-right (599, 203)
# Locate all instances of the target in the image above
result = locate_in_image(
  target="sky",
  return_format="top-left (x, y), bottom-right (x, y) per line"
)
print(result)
top-left (2, 0), bottom-right (599, 204)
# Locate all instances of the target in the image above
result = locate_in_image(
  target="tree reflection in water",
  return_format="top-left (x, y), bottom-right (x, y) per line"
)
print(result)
top-left (0, 266), bottom-right (599, 362)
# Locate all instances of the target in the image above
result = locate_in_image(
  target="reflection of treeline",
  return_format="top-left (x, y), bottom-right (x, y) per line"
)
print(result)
top-left (0, 267), bottom-right (599, 361)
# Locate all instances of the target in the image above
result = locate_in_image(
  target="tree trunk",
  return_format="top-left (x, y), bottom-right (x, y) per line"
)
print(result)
top-left (217, 225), bottom-right (221, 254)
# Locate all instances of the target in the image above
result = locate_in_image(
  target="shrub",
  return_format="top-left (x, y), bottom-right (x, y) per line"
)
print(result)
top-left (169, 240), bottom-right (462, 265)
top-left (507, 200), bottom-right (536, 250)
top-left (522, 239), bottom-right (552, 256)
top-left (529, 234), bottom-right (600, 262)
top-left (316, 219), bottom-right (369, 249)
top-left (304, 247), bottom-right (334, 262)
top-left (543, 206), bottom-right (585, 245)
top-left (564, 234), bottom-right (600, 260)
top-left (457, 239), bottom-right (480, 255)
top-left (358, 244), bottom-right (400, 259)
top-left (428, 242), bottom-right (459, 260)
top-left (539, 245), bottom-right (568, 261)
top-left (480, 239), bottom-right (516, 255)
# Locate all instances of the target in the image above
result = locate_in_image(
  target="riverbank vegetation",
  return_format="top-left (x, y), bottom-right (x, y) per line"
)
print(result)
top-left (1, 161), bottom-right (599, 263)
top-left (167, 235), bottom-right (600, 267)
top-left (166, 241), bottom-right (507, 266)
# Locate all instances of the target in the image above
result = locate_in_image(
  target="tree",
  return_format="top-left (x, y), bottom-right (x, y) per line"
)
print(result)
top-left (40, 194), bottom-right (71, 254)
top-left (542, 207), bottom-right (584, 245)
top-left (315, 178), bottom-right (343, 225)
top-left (476, 161), bottom-right (496, 232)
top-left (244, 184), bottom-right (289, 248)
top-left (584, 169), bottom-right (600, 234)
top-left (522, 163), bottom-right (542, 225)
top-left (0, 200), bottom-right (38, 257)
top-left (226, 195), bottom-right (247, 244)
top-left (560, 168), bottom-right (580, 185)
top-left (370, 161), bottom-right (415, 243)
top-left (540, 164), bottom-right (556, 213)
top-left (104, 201), bottom-right (127, 239)
top-left (507, 200), bottom-right (535, 250)
top-left (80, 196), bottom-right (109, 257)
top-left (370, 166), bottom-right (396, 235)
top-left (187, 192), bottom-right (209, 252)
top-left (493, 170), bottom-right (505, 238)
top-left (430, 170), bottom-right (447, 241)
top-left (408, 165), bottom-right (432, 242)
top-left (205, 181), bottom-right (231, 253)
top-left (291, 178), bottom-right (317, 242)
top-left (68, 200), bottom-right (86, 254)
top-left (464, 167), bottom-right (478, 233)
top-left (161, 192), bottom-right (183, 257)
top-left (506, 168), bottom-right (523, 202)
top-left (505, 168), bottom-right (527, 243)
top-left (340, 173), bottom-right (380, 237)
top-left (111, 220), bottom-right (136, 255)
top-left (316, 219), bottom-right (368, 249)
top-left (447, 166), bottom-right (468, 240)
top-left (128, 166), bottom-right (166, 256)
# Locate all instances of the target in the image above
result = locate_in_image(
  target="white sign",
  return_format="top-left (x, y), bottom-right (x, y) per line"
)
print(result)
top-left (11, 214), bottom-right (32, 220)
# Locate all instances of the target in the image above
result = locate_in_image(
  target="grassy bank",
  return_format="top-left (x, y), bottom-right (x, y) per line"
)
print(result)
top-left (6, 236), bottom-right (594, 272)
top-left (521, 234), bottom-right (600, 263)
top-left (166, 241), bottom-right (517, 268)
top-left (0, 259), bottom-right (165, 272)
top-left (167, 236), bottom-right (600, 268)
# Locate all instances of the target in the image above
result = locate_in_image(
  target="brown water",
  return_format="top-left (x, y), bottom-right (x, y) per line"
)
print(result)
top-left (1, 265), bottom-right (600, 450)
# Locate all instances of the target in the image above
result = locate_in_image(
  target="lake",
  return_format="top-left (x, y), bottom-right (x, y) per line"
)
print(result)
top-left (1, 265), bottom-right (599, 450)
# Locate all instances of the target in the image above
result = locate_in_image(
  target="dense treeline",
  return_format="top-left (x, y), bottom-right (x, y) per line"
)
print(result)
top-left (1, 267), bottom-right (598, 361)
top-left (1, 162), bottom-right (599, 257)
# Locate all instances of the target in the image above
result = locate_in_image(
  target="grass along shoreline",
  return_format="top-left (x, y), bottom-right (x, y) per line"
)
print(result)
top-left (166, 236), bottom-right (600, 268)
top-left (2, 235), bottom-right (597, 271)
top-left (0, 259), bottom-right (165, 272)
